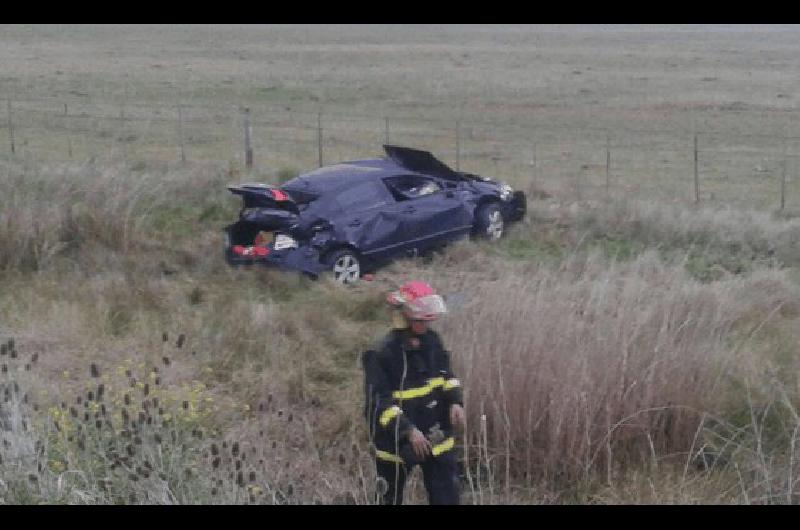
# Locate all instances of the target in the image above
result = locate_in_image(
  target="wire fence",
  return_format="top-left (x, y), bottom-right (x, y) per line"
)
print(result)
top-left (3, 94), bottom-right (800, 211)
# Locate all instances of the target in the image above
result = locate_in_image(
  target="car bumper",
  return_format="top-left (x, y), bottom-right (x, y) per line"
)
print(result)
top-left (225, 243), bottom-right (326, 277)
top-left (502, 191), bottom-right (526, 222)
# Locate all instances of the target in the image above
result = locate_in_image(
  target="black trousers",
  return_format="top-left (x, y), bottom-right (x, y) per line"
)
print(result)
top-left (375, 451), bottom-right (461, 505)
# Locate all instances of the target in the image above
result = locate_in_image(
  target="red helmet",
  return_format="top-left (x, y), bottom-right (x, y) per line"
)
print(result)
top-left (387, 281), bottom-right (447, 321)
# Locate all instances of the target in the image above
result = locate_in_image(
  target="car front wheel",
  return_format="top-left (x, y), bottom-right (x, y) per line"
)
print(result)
top-left (474, 203), bottom-right (504, 241)
top-left (326, 249), bottom-right (362, 284)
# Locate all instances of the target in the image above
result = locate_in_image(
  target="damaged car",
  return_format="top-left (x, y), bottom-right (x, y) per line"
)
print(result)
top-left (224, 145), bottom-right (526, 283)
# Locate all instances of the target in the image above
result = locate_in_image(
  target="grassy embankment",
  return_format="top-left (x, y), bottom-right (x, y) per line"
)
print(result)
top-left (2, 159), bottom-right (800, 503)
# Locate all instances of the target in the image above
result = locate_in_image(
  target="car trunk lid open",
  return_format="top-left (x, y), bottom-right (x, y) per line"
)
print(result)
top-left (225, 184), bottom-right (302, 262)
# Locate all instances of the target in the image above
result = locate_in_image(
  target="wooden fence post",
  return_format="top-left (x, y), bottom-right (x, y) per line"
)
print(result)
top-left (63, 102), bottom-right (71, 159)
top-left (781, 158), bottom-right (787, 211)
top-left (455, 120), bottom-right (461, 171)
top-left (694, 133), bottom-right (700, 203)
top-left (119, 91), bottom-right (128, 160)
top-left (317, 112), bottom-right (323, 168)
top-left (177, 105), bottom-right (186, 164)
top-left (243, 107), bottom-right (253, 169)
top-left (7, 99), bottom-right (15, 155)
top-left (531, 142), bottom-right (537, 194)
top-left (605, 131), bottom-right (611, 199)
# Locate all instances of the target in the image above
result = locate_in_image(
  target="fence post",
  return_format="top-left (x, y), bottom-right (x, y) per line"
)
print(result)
top-left (7, 99), bottom-right (15, 155)
top-left (384, 116), bottom-right (390, 145)
top-left (317, 112), bottom-right (323, 168)
top-left (243, 108), bottom-right (253, 169)
top-left (531, 142), bottom-right (537, 195)
top-left (781, 158), bottom-right (787, 211)
top-left (62, 102), bottom-right (71, 159)
top-left (693, 132), bottom-right (699, 203)
top-left (455, 120), bottom-right (461, 171)
top-left (605, 131), bottom-right (611, 199)
top-left (119, 93), bottom-right (128, 160)
top-left (177, 105), bottom-right (186, 164)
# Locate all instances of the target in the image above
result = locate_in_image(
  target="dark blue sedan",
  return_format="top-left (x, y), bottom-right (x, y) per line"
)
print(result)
top-left (224, 145), bottom-right (526, 283)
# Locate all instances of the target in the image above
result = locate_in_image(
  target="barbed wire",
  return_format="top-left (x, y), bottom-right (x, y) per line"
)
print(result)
top-left (6, 92), bottom-right (800, 142)
top-left (3, 93), bottom-right (800, 210)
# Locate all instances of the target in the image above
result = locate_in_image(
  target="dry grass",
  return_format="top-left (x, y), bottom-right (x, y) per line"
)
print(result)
top-left (436, 251), bottom-right (799, 493)
top-left (5, 24), bottom-right (800, 504)
top-left (3, 160), bottom-right (800, 503)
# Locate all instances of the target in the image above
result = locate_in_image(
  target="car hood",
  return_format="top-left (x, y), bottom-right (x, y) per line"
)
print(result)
top-left (383, 145), bottom-right (462, 180)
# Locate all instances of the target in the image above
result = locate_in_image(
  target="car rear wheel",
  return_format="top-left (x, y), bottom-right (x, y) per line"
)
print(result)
top-left (474, 203), bottom-right (504, 241)
top-left (326, 249), bottom-right (362, 284)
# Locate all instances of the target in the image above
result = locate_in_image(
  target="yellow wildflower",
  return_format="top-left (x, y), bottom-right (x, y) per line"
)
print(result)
top-left (248, 485), bottom-right (263, 496)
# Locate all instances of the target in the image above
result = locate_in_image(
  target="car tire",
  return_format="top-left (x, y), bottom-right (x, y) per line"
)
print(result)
top-left (325, 248), bottom-right (362, 284)
top-left (473, 202), bottom-right (504, 241)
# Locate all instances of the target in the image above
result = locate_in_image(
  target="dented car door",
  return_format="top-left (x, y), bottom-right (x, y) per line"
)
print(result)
top-left (401, 186), bottom-right (473, 253)
top-left (332, 179), bottom-right (410, 262)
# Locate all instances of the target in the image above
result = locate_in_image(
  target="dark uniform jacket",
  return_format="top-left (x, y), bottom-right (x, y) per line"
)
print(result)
top-left (362, 328), bottom-right (463, 466)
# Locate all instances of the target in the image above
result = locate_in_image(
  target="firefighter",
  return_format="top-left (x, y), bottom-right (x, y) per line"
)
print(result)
top-left (362, 280), bottom-right (466, 505)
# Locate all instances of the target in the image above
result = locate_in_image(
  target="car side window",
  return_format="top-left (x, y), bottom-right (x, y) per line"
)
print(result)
top-left (383, 175), bottom-right (442, 201)
top-left (334, 180), bottom-right (390, 212)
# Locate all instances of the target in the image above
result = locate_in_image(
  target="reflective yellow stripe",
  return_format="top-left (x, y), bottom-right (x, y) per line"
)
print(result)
top-left (392, 377), bottom-right (445, 400)
top-left (379, 406), bottom-right (402, 427)
top-left (431, 437), bottom-right (455, 456)
top-left (375, 450), bottom-right (404, 464)
top-left (375, 438), bottom-right (454, 463)
top-left (443, 378), bottom-right (461, 391)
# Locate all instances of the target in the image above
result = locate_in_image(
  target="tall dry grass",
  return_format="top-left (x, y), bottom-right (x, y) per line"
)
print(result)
top-left (432, 250), bottom-right (800, 496)
top-left (570, 200), bottom-right (800, 268)
top-left (0, 161), bottom-right (237, 274)
top-left (4, 160), bottom-right (800, 503)
top-left (0, 335), bottom-right (379, 504)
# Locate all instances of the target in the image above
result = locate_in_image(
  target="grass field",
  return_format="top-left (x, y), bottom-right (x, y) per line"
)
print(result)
top-left (4, 25), bottom-right (800, 209)
top-left (3, 25), bottom-right (800, 504)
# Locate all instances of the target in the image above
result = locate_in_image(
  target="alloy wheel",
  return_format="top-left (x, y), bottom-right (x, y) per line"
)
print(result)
top-left (333, 254), bottom-right (360, 284)
top-left (487, 210), bottom-right (504, 240)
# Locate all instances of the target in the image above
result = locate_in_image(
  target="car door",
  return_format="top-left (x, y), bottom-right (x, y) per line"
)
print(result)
top-left (331, 179), bottom-right (410, 262)
top-left (383, 175), bottom-right (474, 254)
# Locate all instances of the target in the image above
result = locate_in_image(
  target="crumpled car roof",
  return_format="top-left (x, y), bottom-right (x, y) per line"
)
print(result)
top-left (285, 159), bottom-right (394, 194)
top-left (283, 146), bottom-right (461, 195)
